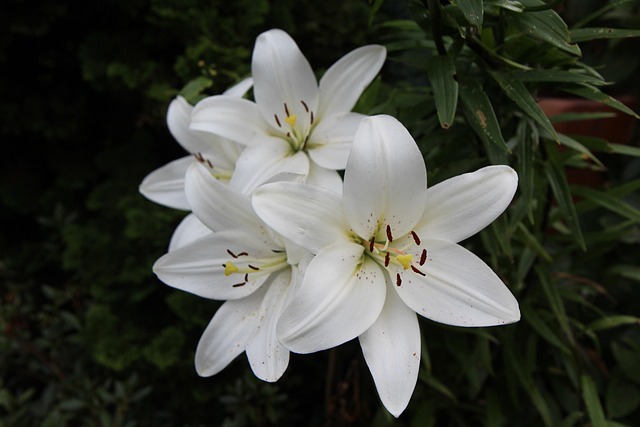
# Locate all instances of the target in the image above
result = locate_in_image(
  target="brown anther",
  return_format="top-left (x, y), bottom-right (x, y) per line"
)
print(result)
top-left (248, 265), bottom-right (260, 271)
top-left (310, 111), bottom-right (315, 125)
top-left (226, 249), bottom-right (238, 258)
top-left (300, 100), bottom-right (309, 112)
top-left (237, 252), bottom-right (248, 257)
top-left (384, 252), bottom-right (390, 267)
top-left (411, 231), bottom-right (421, 245)
top-left (284, 103), bottom-right (290, 117)
top-left (194, 152), bottom-right (204, 162)
top-left (286, 132), bottom-right (291, 138)
top-left (420, 249), bottom-right (427, 266)
top-left (232, 282), bottom-right (246, 288)
top-left (369, 237), bottom-right (375, 252)
top-left (386, 225), bottom-right (393, 242)
top-left (274, 114), bottom-right (282, 127)
top-left (206, 159), bottom-right (213, 168)
top-left (396, 273), bottom-right (402, 287)
top-left (411, 265), bottom-right (426, 276)
top-left (244, 273), bottom-right (249, 282)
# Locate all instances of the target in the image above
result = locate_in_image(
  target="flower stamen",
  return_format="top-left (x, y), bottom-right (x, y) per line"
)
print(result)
top-left (420, 249), bottom-right (427, 266)
top-left (411, 231), bottom-right (421, 245)
top-left (300, 100), bottom-right (309, 112)
top-left (386, 224), bottom-right (393, 242)
top-left (274, 114), bottom-right (282, 127)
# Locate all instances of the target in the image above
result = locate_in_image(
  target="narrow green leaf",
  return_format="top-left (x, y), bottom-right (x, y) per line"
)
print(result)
top-left (516, 223), bottom-right (552, 262)
top-left (515, 120), bottom-right (535, 221)
top-left (588, 315), bottom-right (640, 331)
top-left (549, 112), bottom-right (616, 124)
top-left (563, 85), bottom-right (640, 119)
top-left (521, 303), bottom-right (570, 353)
top-left (581, 374), bottom-right (608, 427)
top-left (557, 412), bottom-right (585, 427)
top-left (512, 69), bottom-right (607, 85)
top-left (179, 76), bottom-right (213, 103)
top-left (609, 265), bottom-right (640, 283)
top-left (609, 142), bottom-right (640, 157)
top-left (538, 129), bottom-right (604, 169)
top-left (450, 0), bottom-right (483, 28)
top-left (571, 185), bottom-right (640, 222)
top-left (572, 0), bottom-right (636, 28)
top-left (485, 0), bottom-right (525, 13)
top-left (570, 28), bottom-right (640, 43)
top-left (459, 78), bottom-right (508, 151)
top-left (489, 70), bottom-right (559, 141)
top-left (544, 147), bottom-right (586, 249)
top-left (426, 55), bottom-right (459, 129)
top-left (537, 267), bottom-right (575, 347)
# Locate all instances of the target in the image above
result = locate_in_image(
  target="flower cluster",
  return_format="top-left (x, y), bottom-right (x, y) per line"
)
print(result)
top-left (140, 29), bottom-right (520, 417)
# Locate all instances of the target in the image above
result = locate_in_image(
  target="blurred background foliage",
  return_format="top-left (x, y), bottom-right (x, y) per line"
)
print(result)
top-left (1, 0), bottom-right (639, 426)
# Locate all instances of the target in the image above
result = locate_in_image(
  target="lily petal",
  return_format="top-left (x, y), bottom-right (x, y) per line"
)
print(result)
top-left (169, 214), bottom-right (212, 252)
top-left (343, 115), bottom-right (428, 238)
top-left (307, 112), bottom-right (364, 170)
top-left (253, 182), bottom-right (350, 253)
top-left (318, 45), bottom-right (386, 118)
top-left (223, 77), bottom-right (254, 97)
top-left (306, 161), bottom-right (343, 195)
top-left (167, 97), bottom-right (214, 154)
top-left (393, 239), bottom-right (520, 327)
top-left (416, 165), bottom-right (518, 243)
top-left (229, 136), bottom-right (309, 195)
top-left (153, 230), bottom-right (277, 300)
top-left (359, 287), bottom-right (420, 418)
top-left (195, 284), bottom-right (268, 376)
top-left (191, 95), bottom-right (268, 145)
top-left (139, 156), bottom-right (192, 210)
top-left (252, 29), bottom-right (319, 128)
top-left (246, 268), bottom-right (293, 382)
top-left (277, 242), bottom-right (386, 353)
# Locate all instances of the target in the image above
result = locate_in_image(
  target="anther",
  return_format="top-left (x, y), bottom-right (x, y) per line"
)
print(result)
top-left (248, 265), bottom-right (260, 271)
top-left (227, 249), bottom-right (238, 258)
top-left (284, 103), bottom-right (290, 117)
top-left (274, 114), bottom-right (282, 127)
top-left (384, 252), bottom-right (390, 267)
top-left (195, 152), bottom-right (204, 162)
top-left (237, 252), bottom-right (248, 257)
top-left (386, 225), bottom-right (393, 242)
top-left (244, 273), bottom-right (249, 282)
top-left (396, 273), bottom-right (402, 287)
top-left (300, 100), bottom-right (309, 112)
top-left (411, 265), bottom-right (426, 276)
top-left (206, 159), bottom-right (213, 168)
top-left (411, 231), bottom-right (421, 245)
top-left (420, 249), bottom-right (427, 266)
top-left (232, 282), bottom-right (245, 288)
top-left (369, 237), bottom-right (375, 252)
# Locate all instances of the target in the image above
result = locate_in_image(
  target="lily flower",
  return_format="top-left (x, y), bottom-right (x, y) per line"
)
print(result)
top-left (152, 161), bottom-right (308, 382)
top-left (190, 29), bottom-right (386, 194)
top-left (139, 78), bottom-right (252, 210)
top-left (252, 115), bottom-right (520, 416)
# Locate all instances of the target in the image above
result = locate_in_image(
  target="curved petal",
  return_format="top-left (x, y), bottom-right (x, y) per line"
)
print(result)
top-left (253, 181), bottom-right (350, 253)
top-left (229, 136), bottom-right (309, 195)
top-left (318, 45), bottom-right (386, 118)
top-left (139, 156), bottom-right (192, 210)
top-left (343, 115), bottom-right (428, 239)
top-left (252, 29), bottom-right (319, 127)
top-left (277, 242), bottom-right (386, 353)
top-left (393, 239), bottom-right (520, 327)
top-left (306, 161), bottom-right (343, 195)
top-left (307, 112), bottom-right (364, 170)
top-left (223, 77), bottom-right (254, 97)
top-left (416, 165), bottom-right (518, 243)
top-left (167, 96), bottom-right (213, 154)
top-left (153, 230), bottom-right (279, 300)
top-left (359, 287), bottom-right (420, 418)
top-left (190, 95), bottom-right (269, 145)
top-left (195, 284), bottom-right (268, 376)
top-left (246, 268), bottom-right (293, 382)
top-left (185, 162), bottom-right (263, 234)
top-left (169, 213), bottom-right (212, 252)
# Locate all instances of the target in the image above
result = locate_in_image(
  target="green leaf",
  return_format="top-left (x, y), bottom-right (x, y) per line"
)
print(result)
top-left (459, 78), bottom-right (508, 151)
top-left (571, 186), bottom-right (640, 222)
top-left (589, 315), bottom-right (640, 332)
top-left (570, 28), bottom-right (640, 43)
top-left (607, 373), bottom-right (640, 419)
top-left (563, 85), bottom-right (640, 119)
top-left (581, 374), bottom-right (608, 427)
top-left (512, 69), bottom-right (607, 86)
top-left (539, 130), bottom-right (604, 169)
top-left (516, 223), bottom-right (552, 262)
top-left (450, 0), bottom-right (483, 28)
top-left (537, 267), bottom-right (575, 348)
top-left (521, 303), bottom-right (570, 353)
top-left (609, 143), bottom-right (640, 157)
top-left (179, 76), bottom-right (213, 104)
top-left (489, 70), bottom-right (559, 141)
top-left (609, 265), bottom-right (640, 283)
top-left (544, 147), bottom-right (586, 250)
top-left (515, 120), bottom-right (535, 221)
top-left (426, 55), bottom-right (459, 129)
top-left (557, 412), bottom-right (585, 427)
top-left (485, 0), bottom-right (525, 14)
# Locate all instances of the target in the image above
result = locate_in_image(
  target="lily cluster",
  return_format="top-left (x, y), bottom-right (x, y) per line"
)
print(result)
top-left (140, 29), bottom-right (520, 417)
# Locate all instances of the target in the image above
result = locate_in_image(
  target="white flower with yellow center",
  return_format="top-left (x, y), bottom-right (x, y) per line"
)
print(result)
top-left (252, 115), bottom-right (520, 416)
top-left (190, 28), bottom-right (386, 194)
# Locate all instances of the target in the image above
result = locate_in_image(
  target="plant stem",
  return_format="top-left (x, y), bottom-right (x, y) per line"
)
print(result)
top-left (427, 0), bottom-right (447, 56)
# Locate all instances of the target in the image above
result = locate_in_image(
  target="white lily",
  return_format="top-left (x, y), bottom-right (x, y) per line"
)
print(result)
top-left (152, 161), bottom-right (308, 382)
top-left (139, 78), bottom-right (252, 209)
top-left (252, 115), bottom-right (520, 416)
top-left (191, 29), bottom-right (386, 194)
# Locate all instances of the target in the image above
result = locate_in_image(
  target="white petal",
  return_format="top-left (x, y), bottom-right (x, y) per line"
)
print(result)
top-left (252, 29), bottom-right (319, 126)
top-left (229, 136), bottom-right (309, 195)
top-left (343, 115), bottom-right (428, 239)
top-left (167, 96), bottom-right (213, 154)
top-left (223, 77), bottom-right (253, 97)
top-left (169, 213), bottom-right (212, 252)
top-left (153, 230), bottom-right (277, 300)
top-left (245, 269), bottom-right (293, 382)
top-left (359, 287), bottom-right (420, 418)
top-left (393, 239), bottom-right (520, 327)
top-left (307, 112), bottom-right (364, 170)
top-left (318, 45), bottom-right (386, 118)
top-left (185, 162), bottom-right (263, 233)
top-left (195, 285), bottom-right (268, 376)
top-left (190, 95), bottom-right (269, 145)
top-left (416, 165), bottom-right (518, 243)
top-left (305, 161), bottom-right (343, 195)
top-left (139, 156), bottom-right (192, 210)
top-left (252, 181), bottom-right (350, 253)
top-left (277, 242), bottom-right (386, 353)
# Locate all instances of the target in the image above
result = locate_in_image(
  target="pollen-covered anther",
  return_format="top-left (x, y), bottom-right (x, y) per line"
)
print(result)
top-left (274, 114), bottom-right (282, 127)
top-left (300, 100), bottom-right (309, 112)
top-left (386, 224), bottom-right (393, 242)
top-left (384, 252), bottom-right (390, 267)
top-left (411, 231), bottom-right (421, 245)
top-left (420, 249), bottom-right (427, 266)
top-left (411, 265), bottom-right (426, 276)
top-left (396, 273), bottom-right (402, 287)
